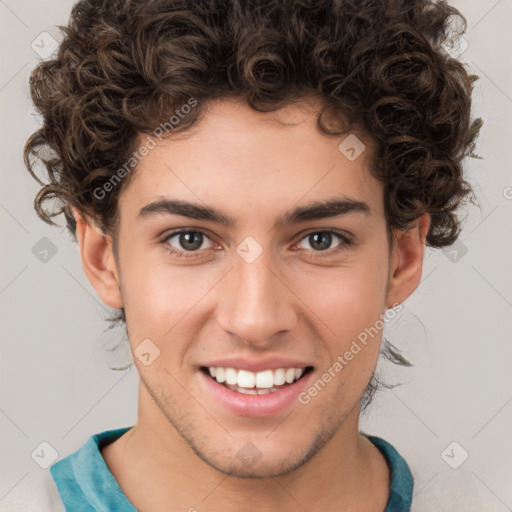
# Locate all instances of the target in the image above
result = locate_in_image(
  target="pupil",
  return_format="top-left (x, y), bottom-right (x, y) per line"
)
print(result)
top-left (311, 232), bottom-right (331, 251)
top-left (180, 232), bottom-right (202, 251)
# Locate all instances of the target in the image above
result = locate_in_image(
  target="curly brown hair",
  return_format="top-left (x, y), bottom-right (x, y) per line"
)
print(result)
top-left (24, 0), bottom-right (481, 408)
top-left (25, 0), bottom-right (480, 243)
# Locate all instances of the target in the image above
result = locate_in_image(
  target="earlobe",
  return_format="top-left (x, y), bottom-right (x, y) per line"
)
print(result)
top-left (386, 214), bottom-right (430, 308)
top-left (72, 208), bottom-right (123, 309)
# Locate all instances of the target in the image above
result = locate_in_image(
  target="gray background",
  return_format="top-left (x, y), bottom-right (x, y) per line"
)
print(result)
top-left (1, 0), bottom-right (511, 510)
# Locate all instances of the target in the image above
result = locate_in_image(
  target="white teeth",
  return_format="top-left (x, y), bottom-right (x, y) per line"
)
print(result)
top-left (225, 368), bottom-right (238, 385)
top-left (255, 369), bottom-right (274, 389)
top-left (215, 367), bottom-right (226, 383)
top-left (236, 387), bottom-right (258, 395)
top-left (237, 369), bottom-right (255, 388)
top-left (294, 368), bottom-right (304, 380)
top-left (207, 366), bottom-right (308, 390)
top-left (274, 368), bottom-right (286, 385)
top-left (224, 385), bottom-right (280, 395)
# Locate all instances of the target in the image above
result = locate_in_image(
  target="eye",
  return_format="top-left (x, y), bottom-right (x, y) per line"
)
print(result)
top-left (162, 230), bottom-right (215, 257)
top-left (296, 230), bottom-right (352, 256)
top-left (161, 228), bottom-right (353, 260)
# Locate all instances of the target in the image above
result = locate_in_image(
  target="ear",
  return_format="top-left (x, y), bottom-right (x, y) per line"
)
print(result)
top-left (72, 207), bottom-right (123, 309)
top-left (386, 213), bottom-right (431, 308)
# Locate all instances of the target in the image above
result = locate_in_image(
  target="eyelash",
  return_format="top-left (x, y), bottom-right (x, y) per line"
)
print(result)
top-left (160, 228), bottom-right (353, 259)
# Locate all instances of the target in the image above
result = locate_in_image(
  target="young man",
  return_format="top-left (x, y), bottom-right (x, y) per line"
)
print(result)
top-left (24, 0), bottom-right (480, 510)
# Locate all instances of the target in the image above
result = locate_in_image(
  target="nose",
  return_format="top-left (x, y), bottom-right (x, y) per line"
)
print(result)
top-left (215, 247), bottom-right (297, 347)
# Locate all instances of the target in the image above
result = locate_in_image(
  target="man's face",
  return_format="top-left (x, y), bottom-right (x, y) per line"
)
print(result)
top-left (111, 97), bottom-right (394, 477)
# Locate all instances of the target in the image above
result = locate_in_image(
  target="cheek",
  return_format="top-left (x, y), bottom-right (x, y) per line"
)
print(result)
top-left (120, 255), bottom-right (217, 342)
top-left (299, 271), bottom-right (387, 407)
top-left (302, 260), bottom-right (388, 331)
top-left (293, 256), bottom-right (389, 369)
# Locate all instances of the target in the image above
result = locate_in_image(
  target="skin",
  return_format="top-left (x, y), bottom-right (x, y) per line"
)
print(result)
top-left (75, 96), bottom-right (429, 512)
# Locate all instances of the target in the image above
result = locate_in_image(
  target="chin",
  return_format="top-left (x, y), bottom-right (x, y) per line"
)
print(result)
top-left (202, 454), bottom-right (305, 479)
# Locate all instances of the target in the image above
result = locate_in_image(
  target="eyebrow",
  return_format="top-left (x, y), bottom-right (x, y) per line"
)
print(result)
top-left (138, 197), bottom-right (371, 228)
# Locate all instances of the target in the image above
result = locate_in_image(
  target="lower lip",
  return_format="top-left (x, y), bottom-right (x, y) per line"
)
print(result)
top-left (198, 369), bottom-right (313, 418)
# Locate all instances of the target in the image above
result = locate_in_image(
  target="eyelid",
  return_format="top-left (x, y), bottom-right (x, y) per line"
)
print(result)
top-left (161, 227), bottom-right (354, 257)
top-left (292, 229), bottom-right (353, 254)
top-left (294, 227), bottom-right (353, 243)
top-left (161, 228), bottom-right (217, 248)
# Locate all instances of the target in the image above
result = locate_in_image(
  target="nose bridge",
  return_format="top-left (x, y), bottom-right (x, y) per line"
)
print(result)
top-left (217, 245), bottom-right (296, 345)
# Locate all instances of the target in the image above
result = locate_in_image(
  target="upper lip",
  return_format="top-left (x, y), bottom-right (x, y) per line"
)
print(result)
top-left (200, 357), bottom-right (313, 373)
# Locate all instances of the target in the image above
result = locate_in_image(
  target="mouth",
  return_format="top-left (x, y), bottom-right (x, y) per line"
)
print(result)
top-left (200, 365), bottom-right (314, 395)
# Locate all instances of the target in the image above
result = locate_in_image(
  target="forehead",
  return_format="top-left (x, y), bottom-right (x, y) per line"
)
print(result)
top-left (118, 97), bottom-right (383, 224)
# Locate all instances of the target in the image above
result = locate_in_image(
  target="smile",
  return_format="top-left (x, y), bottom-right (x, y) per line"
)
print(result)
top-left (202, 366), bottom-right (312, 394)
top-left (198, 364), bottom-right (314, 416)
